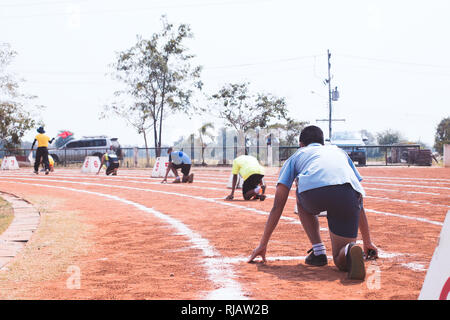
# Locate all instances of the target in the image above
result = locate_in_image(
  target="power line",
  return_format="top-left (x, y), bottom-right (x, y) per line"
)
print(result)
top-left (12, 54), bottom-right (323, 75)
top-left (336, 53), bottom-right (450, 70)
top-left (0, 0), bottom-right (273, 19)
top-left (204, 54), bottom-right (324, 70)
top-left (0, 0), bottom-right (88, 8)
top-left (337, 61), bottom-right (450, 77)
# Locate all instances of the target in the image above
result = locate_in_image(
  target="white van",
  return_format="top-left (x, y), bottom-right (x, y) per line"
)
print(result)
top-left (50, 136), bottom-right (122, 164)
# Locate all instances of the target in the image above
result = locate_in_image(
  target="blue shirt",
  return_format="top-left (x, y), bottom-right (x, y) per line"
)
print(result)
top-left (169, 151), bottom-right (191, 165)
top-left (277, 143), bottom-right (365, 196)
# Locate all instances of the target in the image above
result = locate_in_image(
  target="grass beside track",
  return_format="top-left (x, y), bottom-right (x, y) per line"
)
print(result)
top-left (0, 196), bottom-right (14, 235)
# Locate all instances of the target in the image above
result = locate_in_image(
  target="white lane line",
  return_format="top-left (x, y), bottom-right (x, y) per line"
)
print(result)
top-left (5, 171), bottom-right (450, 198)
top-left (363, 181), bottom-right (450, 190)
top-left (0, 175), bottom-right (446, 226)
top-left (0, 176), bottom-right (315, 229)
top-left (0, 177), bottom-right (436, 273)
top-left (364, 195), bottom-right (450, 209)
top-left (364, 187), bottom-right (441, 196)
top-left (364, 208), bottom-right (443, 226)
top-left (7, 170), bottom-right (450, 190)
top-left (363, 176), bottom-right (450, 183)
top-left (0, 180), bottom-right (246, 300)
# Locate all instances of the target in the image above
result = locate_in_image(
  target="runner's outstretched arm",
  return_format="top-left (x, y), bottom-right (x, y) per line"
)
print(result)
top-left (226, 174), bottom-right (238, 200)
top-left (358, 207), bottom-right (378, 258)
top-left (248, 183), bottom-right (290, 262)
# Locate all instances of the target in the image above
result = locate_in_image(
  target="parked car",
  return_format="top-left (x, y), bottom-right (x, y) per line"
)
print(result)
top-left (50, 136), bottom-right (122, 164)
top-left (330, 131), bottom-right (368, 165)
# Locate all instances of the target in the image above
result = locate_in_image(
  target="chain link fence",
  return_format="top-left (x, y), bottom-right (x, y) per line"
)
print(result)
top-left (0, 143), bottom-right (434, 168)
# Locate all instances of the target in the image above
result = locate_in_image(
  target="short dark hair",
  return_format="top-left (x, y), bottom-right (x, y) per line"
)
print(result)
top-left (299, 125), bottom-right (324, 146)
top-left (167, 147), bottom-right (173, 154)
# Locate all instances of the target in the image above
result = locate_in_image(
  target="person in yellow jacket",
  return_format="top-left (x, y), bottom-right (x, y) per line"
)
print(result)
top-left (31, 127), bottom-right (54, 175)
top-left (226, 154), bottom-right (266, 201)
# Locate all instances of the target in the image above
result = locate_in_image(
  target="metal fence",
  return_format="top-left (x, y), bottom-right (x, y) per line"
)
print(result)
top-left (0, 144), bottom-right (431, 168)
top-left (279, 144), bottom-right (425, 166)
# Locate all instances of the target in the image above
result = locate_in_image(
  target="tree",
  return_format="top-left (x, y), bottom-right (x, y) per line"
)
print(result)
top-left (104, 16), bottom-right (203, 160)
top-left (434, 116), bottom-right (450, 155)
top-left (0, 43), bottom-right (43, 150)
top-left (210, 82), bottom-right (287, 132)
top-left (197, 122), bottom-right (215, 165)
top-left (101, 99), bottom-right (154, 166)
top-left (209, 82), bottom-right (288, 154)
top-left (268, 118), bottom-right (309, 146)
top-left (376, 129), bottom-right (403, 145)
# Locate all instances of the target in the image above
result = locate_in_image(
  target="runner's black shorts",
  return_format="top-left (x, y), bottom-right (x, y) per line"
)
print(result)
top-left (106, 162), bottom-right (119, 175)
top-left (172, 163), bottom-right (191, 176)
top-left (242, 174), bottom-right (264, 196)
top-left (297, 183), bottom-right (363, 238)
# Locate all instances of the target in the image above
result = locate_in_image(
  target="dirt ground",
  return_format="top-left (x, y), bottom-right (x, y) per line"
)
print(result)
top-left (0, 166), bottom-right (448, 300)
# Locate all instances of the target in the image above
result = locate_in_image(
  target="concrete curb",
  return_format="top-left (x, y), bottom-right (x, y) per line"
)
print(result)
top-left (0, 192), bottom-right (41, 270)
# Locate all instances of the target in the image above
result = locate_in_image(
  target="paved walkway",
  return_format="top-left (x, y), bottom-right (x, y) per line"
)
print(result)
top-left (0, 192), bottom-right (40, 270)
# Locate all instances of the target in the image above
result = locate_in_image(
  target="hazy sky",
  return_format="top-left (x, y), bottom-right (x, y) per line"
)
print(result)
top-left (2, 0), bottom-right (449, 148)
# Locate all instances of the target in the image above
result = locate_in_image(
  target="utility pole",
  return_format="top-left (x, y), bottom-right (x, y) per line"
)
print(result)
top-left (327, 49), bottom-right (333, 141)
top-left (316, 49), bottom-right (345, 141)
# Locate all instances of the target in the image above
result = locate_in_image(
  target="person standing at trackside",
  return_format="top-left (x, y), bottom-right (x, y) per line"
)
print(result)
top-left (97, 151), bottom-right (120, 176)
top-left (248, 125), bottom-right (378, 280)
top-left (161, 147), bottom-right (194, 183)
top-left (226, 154), bottom-right (266, 201)
top-left (31, 127), bottom-right (54, 175)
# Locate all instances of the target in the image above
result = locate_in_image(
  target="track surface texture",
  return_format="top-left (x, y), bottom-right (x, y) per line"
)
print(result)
top-left (0, 166), bottom-right (448, 300)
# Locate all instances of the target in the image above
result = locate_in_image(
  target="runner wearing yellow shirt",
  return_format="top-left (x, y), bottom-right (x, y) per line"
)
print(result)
top-left (31, 127), bottom-right (54, 175)
top-left (226, 155), bottom-right (266, 201)
top-left (41, 154), bottom-right (55, 172)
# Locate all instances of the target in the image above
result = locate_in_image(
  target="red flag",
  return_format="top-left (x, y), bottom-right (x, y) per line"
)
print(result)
top-left (58, 131), bottom-right (73, 139)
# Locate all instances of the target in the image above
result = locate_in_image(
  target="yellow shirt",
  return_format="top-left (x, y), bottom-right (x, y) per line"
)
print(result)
top-left (35, 134), bottom-right (51, 148)
top-left (48, 155), bottom-right (54, 167)
top-left (231, 155), bottom-right (265, 181)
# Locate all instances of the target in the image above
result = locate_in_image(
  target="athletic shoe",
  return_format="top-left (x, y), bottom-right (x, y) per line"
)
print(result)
top-left (34, 171), bottom-right (38, 175)
top-left (258, 194), bottom-right (266, 201)
top-left (346, 243), bottom-right (366, 280)
top-left (305, 248), bottom-right (328, 266)
top-left (172, 178), bottom-right (181, 183)
top-left (188, 173), bottom-right (194, 183)
top-left (45, 169), bottom-right (49, 175)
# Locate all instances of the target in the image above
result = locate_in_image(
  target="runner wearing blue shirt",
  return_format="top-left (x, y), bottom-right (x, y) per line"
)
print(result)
top-left (248, 125), bottom-right (378, 280)
top-left (162, 147), bottom-right (194, 183)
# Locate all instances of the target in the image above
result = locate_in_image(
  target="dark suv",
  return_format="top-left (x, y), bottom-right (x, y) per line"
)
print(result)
top-left (331, 132), bottom-right (368, 166)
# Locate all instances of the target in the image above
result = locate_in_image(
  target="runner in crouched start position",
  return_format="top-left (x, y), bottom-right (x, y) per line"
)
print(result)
top-left (226, 154), bottom-right (266, 201)
top-left (161, 147), bottom-right (194, 183)
top-left (97, 152), bottom-right (119, 176)
top-left (248, 125), bottom-right (378, 280)
top-left (41, 154), bottom-right (55, 172)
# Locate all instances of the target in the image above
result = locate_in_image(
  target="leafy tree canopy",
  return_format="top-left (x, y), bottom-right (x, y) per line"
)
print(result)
top-left (0, 43), bottom-right (44, 149)
top-left (209, 82), bottom-right (288, 133)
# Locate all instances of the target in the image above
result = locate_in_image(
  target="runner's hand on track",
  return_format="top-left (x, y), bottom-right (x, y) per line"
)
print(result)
top-left (225, 194), bottom-right (234, 200)
top-left (248, 245), bottom-right (267, 263)
top-left (363, 242), bottom-right (378, 260)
